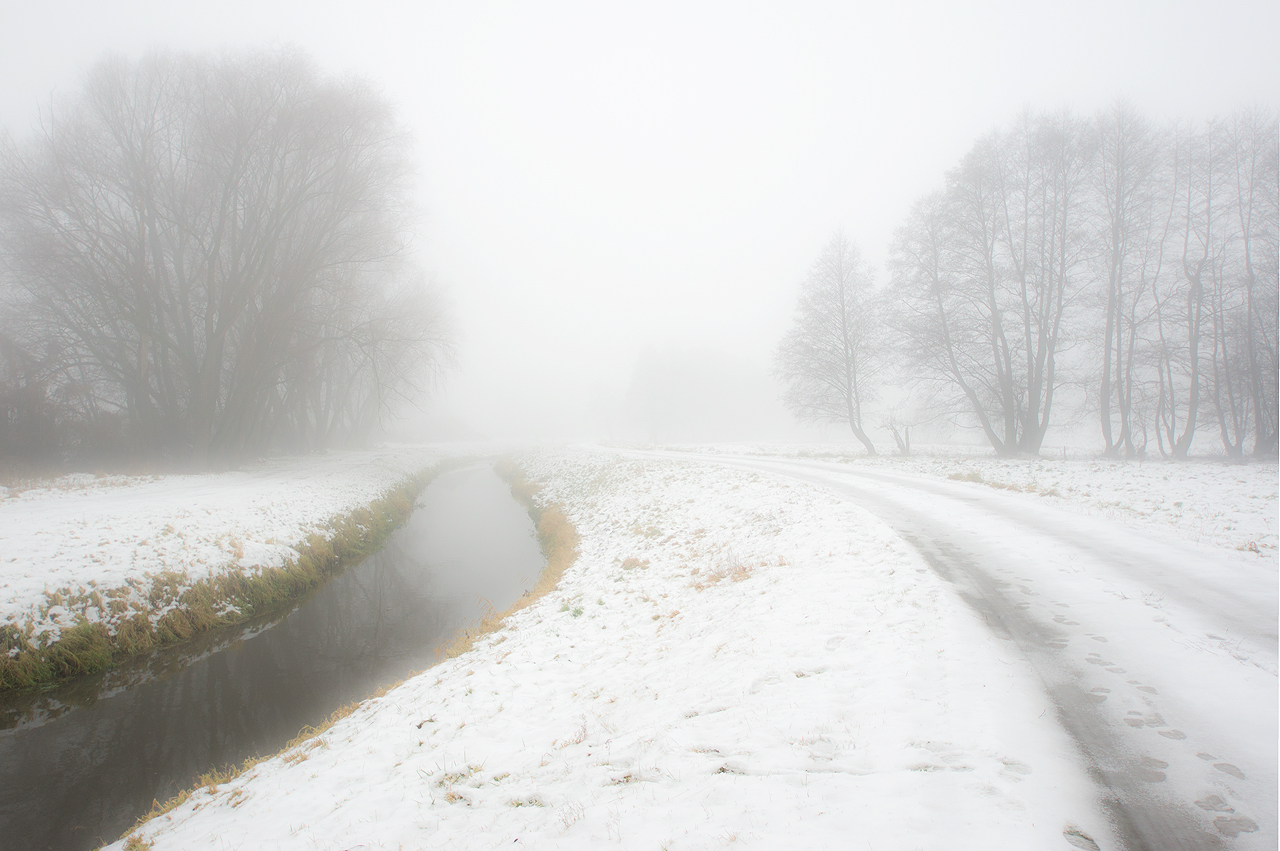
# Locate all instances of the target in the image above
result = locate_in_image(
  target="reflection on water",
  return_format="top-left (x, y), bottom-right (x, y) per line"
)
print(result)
top-left (0, 464), bottom-right (542, 851)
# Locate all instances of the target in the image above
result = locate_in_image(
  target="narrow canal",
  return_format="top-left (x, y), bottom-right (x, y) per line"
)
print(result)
top-left (0, 463), bottom-right (544, 851)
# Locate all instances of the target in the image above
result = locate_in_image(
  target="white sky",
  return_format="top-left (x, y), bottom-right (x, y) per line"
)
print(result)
top-left (2, 0), bottom-right (1278, 441)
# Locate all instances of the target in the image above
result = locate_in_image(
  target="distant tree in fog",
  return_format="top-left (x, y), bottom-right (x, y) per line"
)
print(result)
top-left (776, 234), bottom-right (880, 454)
top-left (1093, 102), bottom-right (1164, 458)
top-left (0, 50), bottom-right (451, 468)
top-left (1125, 110), bottom-right (1276, 459)
top-left (888, 112), bottom-right (1093, 457)
top-left (887, 105), bottom-right (1278, 459)
top-left (1216, 109), bottom-right (1277, 457)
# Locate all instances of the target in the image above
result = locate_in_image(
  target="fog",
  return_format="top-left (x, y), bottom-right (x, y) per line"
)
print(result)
top-left (2, 0), bottom-right (1277, 449)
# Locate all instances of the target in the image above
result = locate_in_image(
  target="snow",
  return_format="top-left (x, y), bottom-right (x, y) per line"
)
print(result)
top-left (3, 442), bottom-right (1268, 849)
top-left (106, 448), bottom-right (1120, 850)
top-left (0, 446), bottom-right (447, 648)
top-left (665, 443), bottom-right (1279, 557)
top-left (639, 446), bottom-right (1278, 847)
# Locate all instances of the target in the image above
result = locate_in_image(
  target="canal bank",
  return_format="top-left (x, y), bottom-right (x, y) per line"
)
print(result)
top-left (1, 460), bottom-right (548, 850)
top-left (103, 448), bottom-right (1114, 851)
top-left (0, 447), bottom-right (456, 691)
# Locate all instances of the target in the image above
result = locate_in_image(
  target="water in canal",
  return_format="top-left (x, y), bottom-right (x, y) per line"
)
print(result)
top-left (0, 463), bottom-right (544, 851)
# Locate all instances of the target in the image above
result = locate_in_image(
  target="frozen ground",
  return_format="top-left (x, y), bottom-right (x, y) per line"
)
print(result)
top-left (102, 443), bottom-right (1280, 851)
top-left (0, 446), bottom-right (448, 649)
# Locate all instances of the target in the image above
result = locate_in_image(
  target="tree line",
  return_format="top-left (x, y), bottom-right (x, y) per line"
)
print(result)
top-left (0, 50), bottom-right (451, 469)
top-left (779, 104), bottom-right (1278, 459)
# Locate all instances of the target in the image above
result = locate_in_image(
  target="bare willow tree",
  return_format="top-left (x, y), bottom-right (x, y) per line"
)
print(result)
top-left (776, 234), bottom-right (880, 454)
top-left (0, 50), bottom-right (450, 467)
top-left (889, 111), bottom-right (1093, 456)
top-left (890, 105), bottom-right (1276, 459)
top-left (1094, 102), bottom-right (1166, 458)
top-left (1148, 111), bottom-right (1279, 459)
top-left (1221, 109), bottom-right (1278, 457)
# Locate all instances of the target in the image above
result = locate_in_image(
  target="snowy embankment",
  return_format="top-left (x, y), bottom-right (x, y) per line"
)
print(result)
top-left (112, 448), bottom-right (1112, 851)
top-left (0, 446), bottom-right (446, 668)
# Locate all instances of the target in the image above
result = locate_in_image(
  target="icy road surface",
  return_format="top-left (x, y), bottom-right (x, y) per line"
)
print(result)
top-left (646, 450), bottom-right (1278, 851)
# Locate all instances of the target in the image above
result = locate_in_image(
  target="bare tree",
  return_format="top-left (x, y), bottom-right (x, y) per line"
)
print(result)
top-left (776, 234), bottom-right (880, 454)
top-left (1094, 102), bottom-right (1166, 458)
top-left (1224, 108), bottom-right (1279, 456)
top-left (0, 50), bottom-right (450, 467)
top-left (889, 111), bottom-right (1093, 456)
top-left (1145, 111), bottom-right (1279, 459)
top-left (890, 106), bottom-right (1276, 460)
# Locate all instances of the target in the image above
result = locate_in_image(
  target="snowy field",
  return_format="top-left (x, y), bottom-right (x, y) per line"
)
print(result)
top-left (0, 442), bottom-right (1263, 849)
top-left (101, 445), bottom-right (1245, 851)
top-left (0, 446), bottom-right (448, 649)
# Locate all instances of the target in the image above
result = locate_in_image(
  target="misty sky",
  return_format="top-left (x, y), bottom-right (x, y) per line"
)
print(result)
top-left (3, 0), bottom-right (1278, 442)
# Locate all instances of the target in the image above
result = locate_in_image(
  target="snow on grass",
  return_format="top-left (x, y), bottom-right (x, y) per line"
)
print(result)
top-left (0, 445), bottom-right (447, 650)
top-left (111, 448), bottom-right (1108, 851)
top-left (665, 443), bottom-right (1279, 558)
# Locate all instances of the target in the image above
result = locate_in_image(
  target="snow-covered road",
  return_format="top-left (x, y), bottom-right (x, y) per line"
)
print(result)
top-left (645, 451), bottom-right (1277, 851)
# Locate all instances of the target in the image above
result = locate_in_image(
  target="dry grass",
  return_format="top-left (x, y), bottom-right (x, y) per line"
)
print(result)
top-left (113, 458), bottom-right (577, 847)
top-left (690, 555), bottom-right (756, 590)
top-left (120, 694), bottom-right (372, 846)
top-left (948, 469), bottom-right (1059, 497)
top-left (1, 465), bottom-right (450, 692)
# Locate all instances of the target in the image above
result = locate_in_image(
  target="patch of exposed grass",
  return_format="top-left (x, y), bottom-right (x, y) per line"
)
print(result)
top-left (947, 469), bottom-right (1051, 496)
top-left (690, 554), bottom-right (756, 590)
top-left (1, 465), bottom-right (448, 692)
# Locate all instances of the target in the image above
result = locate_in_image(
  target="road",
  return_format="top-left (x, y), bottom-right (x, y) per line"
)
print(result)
top-left (643, 450), bottom-right (1278, 851)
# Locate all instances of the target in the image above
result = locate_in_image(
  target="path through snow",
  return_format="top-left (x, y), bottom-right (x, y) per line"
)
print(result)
top-left (640, 450), bottom-right (1277, 851)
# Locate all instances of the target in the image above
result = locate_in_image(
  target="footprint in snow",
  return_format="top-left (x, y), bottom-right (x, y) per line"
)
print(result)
top-left (1214, 816), bottom-right (1260, 838)
top-left (999, 759), bottom-right (1032, 781)
top-left (1196, 794), bottom-right (1233, 813)
top-left (1135, 757), bottom-right (1168, 782)
top-left (1062, 826), bottom-right (1100, 850)
top-left (1214, 763), bottom-right (1246, 779)
top-left (1123, 711), bottom-right (1165, 729)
